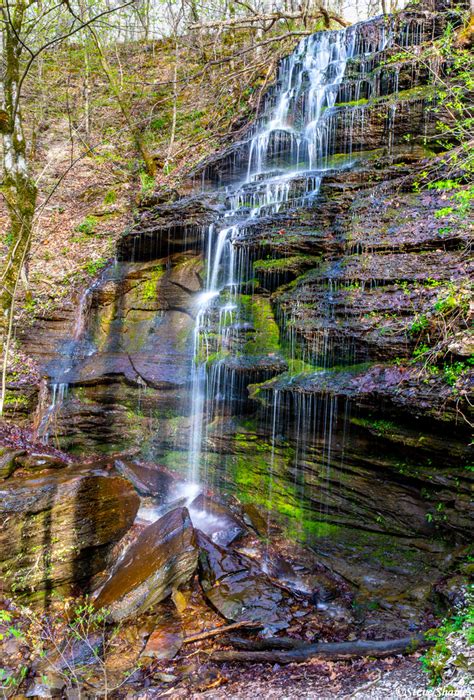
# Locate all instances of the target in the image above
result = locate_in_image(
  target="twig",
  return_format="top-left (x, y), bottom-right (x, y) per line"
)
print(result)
top-left (183, 620), bottom-right (262, 644)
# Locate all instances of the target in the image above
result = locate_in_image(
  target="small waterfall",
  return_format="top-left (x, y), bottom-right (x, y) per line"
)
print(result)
top-left (37, 284), bottom-right (96, 442)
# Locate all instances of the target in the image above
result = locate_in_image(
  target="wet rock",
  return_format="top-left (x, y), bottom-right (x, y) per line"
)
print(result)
top-left (115, 459), bottom-right (176, 500)
top-left (95, 507), bottom-right (198, 621)
top-left (241, 503), bottom-right (268, 537)
top-left (189, 494), bottom-right (246, 546)
top-left (256, 363), bottom-right (473, 429)
top-left (117, 193), bottom-right (222, 261)
top-left (197, 531), bottom-right (293, 630)
top-left (14, 452), bottom-right (69, 472)
top-left (141, 608), bottom-right (183, 660)
top-left (0, 466), bottom-right (139, 600)
top-left (0, 447), bottom-right (24, 479)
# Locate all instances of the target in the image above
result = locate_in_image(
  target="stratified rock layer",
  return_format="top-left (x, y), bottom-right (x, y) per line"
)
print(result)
top-left (0, 466), bottom-right (139, 601)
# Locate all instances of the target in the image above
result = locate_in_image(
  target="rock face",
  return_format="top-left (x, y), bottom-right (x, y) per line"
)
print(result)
top-left (31, 253), bottom-right (202, 454)
top-left (0, 466), bottom-right (139, 602)
top-left (95, 507), bottom-right (198, 621)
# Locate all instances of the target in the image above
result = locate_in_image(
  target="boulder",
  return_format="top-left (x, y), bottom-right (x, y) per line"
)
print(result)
top-left (0, 466), bottom-right (139, 601)
top-left (114, 459), bottom-right (176, 500)
top-left (197, 531), bottom-right (293, 631)
top-left (95, 507), bottom-right (198, 621)
top-left (189, 494), bottom-right (246, 546)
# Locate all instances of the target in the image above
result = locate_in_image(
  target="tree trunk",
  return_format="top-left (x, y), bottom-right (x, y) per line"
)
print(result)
top-left (88, 28), bottom-right (156, 176)
top-left (0, 4), bottom-right (38, 413)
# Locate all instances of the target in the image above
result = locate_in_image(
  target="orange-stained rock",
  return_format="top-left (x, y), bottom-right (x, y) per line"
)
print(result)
top-left (95, 507), bottom-right (197, 621)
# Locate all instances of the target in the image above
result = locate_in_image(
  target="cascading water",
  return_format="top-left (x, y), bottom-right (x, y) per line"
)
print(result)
top-left (186, 21), bottom-right (390, 489)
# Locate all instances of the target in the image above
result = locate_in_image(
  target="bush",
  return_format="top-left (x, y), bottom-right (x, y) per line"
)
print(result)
top-left (421, 588), bottom-right (474, 687)
top-left (75, 215), bottom-right (98, 235)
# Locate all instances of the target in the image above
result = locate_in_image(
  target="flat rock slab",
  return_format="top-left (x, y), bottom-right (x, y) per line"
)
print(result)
top-left (95, 507), bottom-right (198, 621)
top-left (141, 608), bottom-right (183, 660)
top-left (197, 531), bottom-right (294, 631)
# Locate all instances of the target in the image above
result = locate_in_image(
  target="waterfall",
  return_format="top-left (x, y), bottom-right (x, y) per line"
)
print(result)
top-left (185, 21), bottom-right (389, 488)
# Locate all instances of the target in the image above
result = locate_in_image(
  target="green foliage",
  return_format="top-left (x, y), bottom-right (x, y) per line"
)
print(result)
top-left (84, 257), bottom-right (107, 276)
top-left (139, 171), bottom-right (155, 196)
top-left (433, 284), bottom-right (470, 316)
top-left (75, 215), bottom-right (98, 235)
top-left (421, 590), bottom-right (474, 685)
top-left (430, 180), bottom-right (474, 220)
top-left (150, 115), bottom-right (171, 131)
top-left (3, 229), bottom-right (13, 247)
top-left (412, 343), bottom-right (430, 359)
top-left (410, 315), bottom-right (429, 334)
top-left (424, 277), bottom-right (442, 288)
top-left (443, 358), bottom-right (473, 386)
top-left (434, 206), bottom-right (454, 219)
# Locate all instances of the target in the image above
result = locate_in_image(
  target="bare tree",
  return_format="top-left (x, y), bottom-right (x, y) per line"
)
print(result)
top-left (0, 0), bottom-right (136, 413)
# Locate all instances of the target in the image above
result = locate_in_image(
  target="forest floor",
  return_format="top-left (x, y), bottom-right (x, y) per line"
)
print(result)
top-left (176, 656), bottom-right (431, 699)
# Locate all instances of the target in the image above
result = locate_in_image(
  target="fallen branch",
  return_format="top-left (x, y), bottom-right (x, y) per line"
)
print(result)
top-left (183, 621), bottom-right (262, 644)
top-left (209, 634), bottom-right (431, 664)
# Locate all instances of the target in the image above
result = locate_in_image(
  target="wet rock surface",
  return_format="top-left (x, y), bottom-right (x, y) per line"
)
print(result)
top-left (95, 507), bottom-right (198, 620)
top-left (114, 458), bottom-right (177, 500)
top-left (189, 494), bottom-right (247, 546)
top-left (197, 531), bottom-right (295, 631)
top-left (117, 193), bottom-right (223, 261)
top-left (141, 607), bottom-right (184, 660)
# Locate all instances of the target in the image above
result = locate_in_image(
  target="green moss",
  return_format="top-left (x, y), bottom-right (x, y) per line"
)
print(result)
top-left (335, 85), bottom-right (437, 111)
top-left (351, 416), bottom-right (399, 435)
top-left (335, 97), bottom-right (369, 107)
top-left (84, 257), bottom-right (107, 276)
top-left (141, 265), bottom-right (165, 300)
top-left (2, 392), bottom-right (29, 409)
top-left (242, 296), bottom-right (280, 355)
top-left (75, 215), bottom-right (98, 235)
top-left (253, 255), bottom-right (320, 274)
top-left (103, 189), bottom-right (117, 205)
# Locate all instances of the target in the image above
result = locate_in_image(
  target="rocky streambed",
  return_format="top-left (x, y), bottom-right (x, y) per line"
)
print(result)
top-left (0, 450), bottom-right (456, 697)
